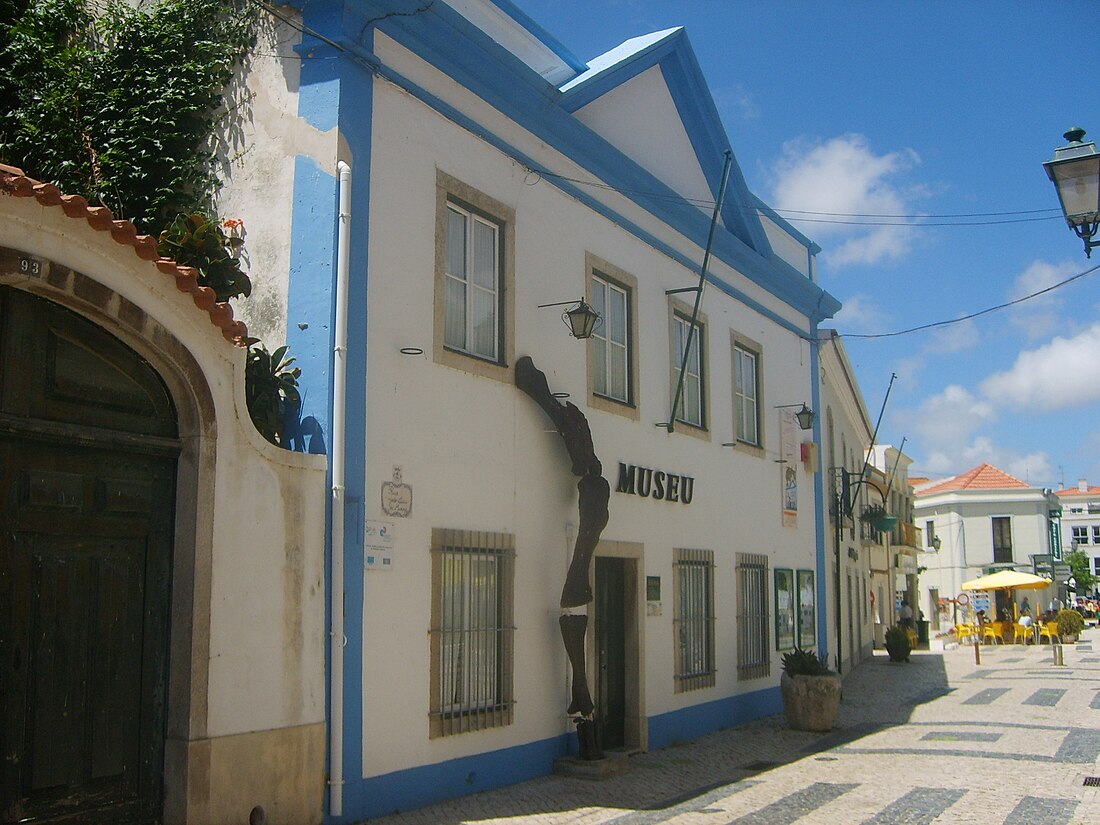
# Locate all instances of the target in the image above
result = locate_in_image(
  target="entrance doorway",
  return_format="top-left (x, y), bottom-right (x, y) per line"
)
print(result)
top-left (595, 557), bottom-right (626, 750)
top-left (0, 288), bottom-right (178, 824)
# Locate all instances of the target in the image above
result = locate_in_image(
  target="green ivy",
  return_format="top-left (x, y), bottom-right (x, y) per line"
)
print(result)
top-left (1, 0), bottom-right (254, 235)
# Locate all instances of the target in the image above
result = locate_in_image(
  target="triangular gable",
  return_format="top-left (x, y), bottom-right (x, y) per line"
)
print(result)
top-left (560, 28), bottom-right (771, 256)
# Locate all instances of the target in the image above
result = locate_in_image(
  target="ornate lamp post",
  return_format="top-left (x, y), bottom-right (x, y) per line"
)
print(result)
top-left (1043, 127), bottom-right (1100, 257)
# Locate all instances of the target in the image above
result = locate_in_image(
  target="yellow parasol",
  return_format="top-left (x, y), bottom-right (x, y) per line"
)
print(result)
top-left (962, 569), bottom-right (1052, 624)
top-left (961, 570), bottom-right (1052, 591)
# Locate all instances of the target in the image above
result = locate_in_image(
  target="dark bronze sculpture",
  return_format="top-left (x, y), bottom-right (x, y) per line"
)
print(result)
top-left (515, 356), bottom-right (610, 759)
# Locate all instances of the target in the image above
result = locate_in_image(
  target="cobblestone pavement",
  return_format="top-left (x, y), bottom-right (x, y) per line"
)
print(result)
top-left (362, 632), bottom-right (1100, 825)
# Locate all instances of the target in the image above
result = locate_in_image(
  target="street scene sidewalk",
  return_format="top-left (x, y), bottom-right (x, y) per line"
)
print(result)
top-left (362, 631), bottom-right (1100, 825)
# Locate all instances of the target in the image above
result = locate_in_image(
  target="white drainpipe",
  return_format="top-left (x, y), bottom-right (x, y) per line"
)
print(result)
top-left (329, 160), bottom-right (351, 818)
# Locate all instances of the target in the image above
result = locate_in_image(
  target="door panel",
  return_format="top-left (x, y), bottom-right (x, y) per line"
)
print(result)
top-left (595, 557), bottom-right (626, 750)
top-left (1, 287), bottom-right (177, 825)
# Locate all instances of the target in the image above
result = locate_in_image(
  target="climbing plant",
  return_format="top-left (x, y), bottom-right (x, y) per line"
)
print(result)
top-left (1, 0), bottom-right (255, 235)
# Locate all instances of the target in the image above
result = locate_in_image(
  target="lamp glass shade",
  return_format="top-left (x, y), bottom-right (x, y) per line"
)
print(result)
top-left (795, 404), bottom-right (815, 430)
top-left (565, 301), bottom-right (599, 339)
top-left (1047, 155), bottom-right (1100, 225)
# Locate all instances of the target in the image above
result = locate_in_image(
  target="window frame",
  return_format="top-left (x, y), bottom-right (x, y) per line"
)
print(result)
top-left (991, 516), bottom-right (1013, 564)
top-left (673, 548), bottom-right (716, 692)
top-left (667, 297), bottom-right (709, 438)
top-left (429, 527), bottom-right (515, 738)
top-left (434, 171), bottom-right (515, 383)
top-left (1073, 525), bottom-right (1089, 545)
top-left (730, 331), bottom-right (764, 452)
top-left (586, 254), bottom-right (639, 419)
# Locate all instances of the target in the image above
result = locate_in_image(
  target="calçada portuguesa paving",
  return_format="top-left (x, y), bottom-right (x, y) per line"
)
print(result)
top-left (361, 632), bottom-right (1100, 825)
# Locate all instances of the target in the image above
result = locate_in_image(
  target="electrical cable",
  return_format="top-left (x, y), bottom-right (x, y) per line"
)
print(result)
top-left (835, 262), bottom-right (1100, 340)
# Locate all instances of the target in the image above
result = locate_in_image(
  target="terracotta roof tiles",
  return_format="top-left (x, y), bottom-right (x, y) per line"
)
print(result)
top-left (0, 163), bottom-right (248, 346)
top-left (916, 463), bottom-right (1030, 496)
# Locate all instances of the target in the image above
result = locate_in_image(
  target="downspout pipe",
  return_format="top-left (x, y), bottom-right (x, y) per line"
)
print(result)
top-left (329, 160), bottom-right (351, 818)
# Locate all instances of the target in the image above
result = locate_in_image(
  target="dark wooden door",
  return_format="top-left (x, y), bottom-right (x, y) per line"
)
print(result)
top-left (595, 557), bottom-right (626, 750)
top-left (0, 287), bottom-right (177, 825)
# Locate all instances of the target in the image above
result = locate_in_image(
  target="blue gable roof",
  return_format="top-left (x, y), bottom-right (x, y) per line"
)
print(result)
top-left (560, 27), bottom-right (773, 258)
top-left (331, 0), bottom-right (839, 324)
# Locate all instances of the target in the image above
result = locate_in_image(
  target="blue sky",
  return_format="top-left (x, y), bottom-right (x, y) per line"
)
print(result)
top-left (516, 0), bottom-right (1100, 488)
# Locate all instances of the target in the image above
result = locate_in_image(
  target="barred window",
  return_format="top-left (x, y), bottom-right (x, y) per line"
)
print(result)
top-left (430, 528), bottom-right (514, 737)
top-left (737, 552), bottom-right (769, 680)
top-left (674, 549), bottom-right (715, 692)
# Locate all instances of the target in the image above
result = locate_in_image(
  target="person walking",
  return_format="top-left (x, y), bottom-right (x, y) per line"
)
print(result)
top-left (899, 600), bottom-right (914, 628)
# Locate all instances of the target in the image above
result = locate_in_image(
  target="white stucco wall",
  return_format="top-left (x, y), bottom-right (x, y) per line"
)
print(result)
top-left (357, 37), bottom-right (821, 779)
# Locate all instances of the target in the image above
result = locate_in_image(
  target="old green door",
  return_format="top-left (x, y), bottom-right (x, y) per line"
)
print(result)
top-left (0, 287), bottom-right (178, 825)
top-left (594, 557), bottom-right (626, 750)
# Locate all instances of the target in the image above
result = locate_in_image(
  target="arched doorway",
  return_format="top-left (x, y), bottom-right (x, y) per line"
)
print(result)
top-left (0, 286), bottom-right (178, 824)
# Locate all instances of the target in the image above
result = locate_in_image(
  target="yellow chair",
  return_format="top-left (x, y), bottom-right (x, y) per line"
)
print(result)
top-left (956, 623), bottom-right (977, 645)
top-left (982, 624), bottom-right (1003, 644)
top-left (1013, 623), bottom-right (1031, 644)
top-left (1038, 621), bottom-right (1060, 644)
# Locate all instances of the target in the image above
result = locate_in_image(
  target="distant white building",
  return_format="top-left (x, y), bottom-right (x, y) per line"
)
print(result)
top-left (869, 445), bottom-right (922, 636)
top-left (915, 464), bottom-right (1059, 627)
top-left (1056, 480), bottom-right (1100, 598)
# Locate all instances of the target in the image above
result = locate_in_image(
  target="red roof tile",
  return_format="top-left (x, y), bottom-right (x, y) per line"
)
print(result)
top-left (916, 463), bottom-right (1029, 496)
top-left (0, 163), bottom-right (248, 346)
top-left (1056, 486), bottom-right (1100, 498)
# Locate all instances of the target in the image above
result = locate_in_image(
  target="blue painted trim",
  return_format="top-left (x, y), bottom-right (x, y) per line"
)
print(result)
top-left (648, 685), bottom-right (783, 750)
top-left (340, 686), bottom-right (781, 820)
top-left (810, 324), bottom-right (829, 660)
top-left (326, 48), bottom-right (376, 825)
top-left (342, 735), bottom-right (571, 821)
top-left (486, 0), bottom-right (587, 73)
top-left (357, 4), bottom-right (839, 323)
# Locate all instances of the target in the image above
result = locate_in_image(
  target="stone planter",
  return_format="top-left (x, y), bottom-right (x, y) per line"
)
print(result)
top-left (780, 671), bottom-right (842, 732)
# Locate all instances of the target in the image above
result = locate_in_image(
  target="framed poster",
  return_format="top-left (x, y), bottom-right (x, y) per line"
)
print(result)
top-left (797, 569), bottom-right (816, 648)
top-left (775, 568), bottom-right (796, 650)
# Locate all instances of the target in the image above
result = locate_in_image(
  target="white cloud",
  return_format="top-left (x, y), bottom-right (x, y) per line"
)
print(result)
top-left (1007, 259), bottom-right (1078, 339)
top-left (911, 385), bottom-right (995, 450)
top-left (768, 134), bottom-right (921, 268)
top-left (980, 323), bottom-right (1100, 412)
top-left (714, 84), bottom-right (759, 122)
top-left (925, 318), bottom-right (979, 355)
top-left (831, 292), bottom-right (888, 332)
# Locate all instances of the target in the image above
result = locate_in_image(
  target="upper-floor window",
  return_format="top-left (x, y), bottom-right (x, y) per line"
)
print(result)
top-left (991, 516), bottom-right (1013, 564)
top-left (445, 201), bottom-right (501, 360)
top-left (672, 312), bottom-right (706, 429)
top-left (925, 519), bottom-right (936, 548)
top-left (1092, 525), bottom-right (1100, 544)
top-left (1073, 525), bottom-right (1089, 545)
top-left (734, 343), bottom-right (760, 446)
top-left (434, 171), bottom-right (515, 382)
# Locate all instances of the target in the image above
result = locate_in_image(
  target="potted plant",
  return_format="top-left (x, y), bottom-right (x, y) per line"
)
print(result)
top-left (779, 648), bottom-right (842, 732)
top-left (1055, 608), bottom-right (1085, 643)
top-left (884, 625), bottom-right (912, 662)
top-left (860, 504), bottom-right (898, 533)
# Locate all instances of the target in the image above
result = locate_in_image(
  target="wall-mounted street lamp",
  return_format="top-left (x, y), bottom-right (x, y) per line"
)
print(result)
top-left (538, 298), bottom-right (602, 339)
top-left (775, 402), bottom-right (815, 431)
top-left (931, 535), bottom-right (942, 551)
top-left (1043, 127), bottom-right (1100, 257)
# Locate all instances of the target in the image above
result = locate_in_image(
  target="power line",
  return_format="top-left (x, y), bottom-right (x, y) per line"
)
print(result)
top-left (529, 168), bottom-right (1062, 226)
top-left (836, 262), bottom-right (1100, 340)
